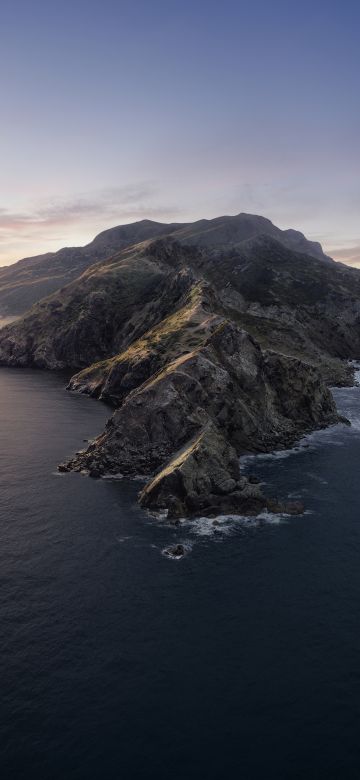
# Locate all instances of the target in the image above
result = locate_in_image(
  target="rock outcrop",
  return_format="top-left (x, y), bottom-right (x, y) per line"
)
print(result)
top-left (67, 281), bottom-right (221, 404)
top-left (139, 422), bottom-right (268, 518)
top-left (62, 320), bottom-right (339, 516)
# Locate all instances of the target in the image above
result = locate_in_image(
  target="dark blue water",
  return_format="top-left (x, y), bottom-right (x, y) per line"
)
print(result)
top-left (1, 367), bottom-right (360, 779)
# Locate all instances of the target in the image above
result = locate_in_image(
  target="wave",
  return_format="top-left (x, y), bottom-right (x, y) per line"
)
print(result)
top-left (240, 422), bottom-right (349, 469)
top-left (101, 472), bottom-right (147, 482)
top-left (183, 509), bottom-right (297, 538)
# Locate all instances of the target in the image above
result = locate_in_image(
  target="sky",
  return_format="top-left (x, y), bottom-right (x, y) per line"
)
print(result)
top-left (0, 0), bottom-right (359, 266)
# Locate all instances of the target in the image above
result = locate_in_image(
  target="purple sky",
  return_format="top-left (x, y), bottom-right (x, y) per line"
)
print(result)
top-left (1, 0), bottom-right (359, 266)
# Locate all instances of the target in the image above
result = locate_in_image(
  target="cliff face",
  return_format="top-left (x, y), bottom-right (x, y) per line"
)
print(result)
top-left (0, 217), bottom-right (357, 518)
top-left (61, 321), bottom-right (338, 516)
top-left (195, 236), bottom-right (360, 380)
top-left (139, 422), bottom-right (268, 519)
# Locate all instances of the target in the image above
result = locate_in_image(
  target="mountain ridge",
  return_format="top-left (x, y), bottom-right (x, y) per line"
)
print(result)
top-left (0, 212), bottom-right (332, 315)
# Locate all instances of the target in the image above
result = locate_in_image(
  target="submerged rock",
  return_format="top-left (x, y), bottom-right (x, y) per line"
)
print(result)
top-left (282, 501), bottom-right (305, 515)
top-left (164, 543), bottom-right (186, 558)
top-left (58, 463), bottom-right (70, 473)
top-left (267, 499), bottom-right (305, 515)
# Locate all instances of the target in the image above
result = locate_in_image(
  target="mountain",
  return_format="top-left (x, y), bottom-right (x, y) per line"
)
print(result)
top-left (0, 234), bottom-right (357, 377)
top-left (168, 213), bottom-right (332, 261)
top-left (0, 220), bottom-right (185, 316)
top-left (0, 214), bottom-right (356, 518)
top-left (0, 213), bottom-right (331, 315)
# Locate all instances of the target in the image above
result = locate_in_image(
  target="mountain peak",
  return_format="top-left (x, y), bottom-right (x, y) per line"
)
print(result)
top-left (0, 211), bottom-right (332, 315)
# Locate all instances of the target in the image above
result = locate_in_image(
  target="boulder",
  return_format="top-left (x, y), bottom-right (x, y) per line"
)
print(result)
top-left (164, 544), bottom-right (186, 558)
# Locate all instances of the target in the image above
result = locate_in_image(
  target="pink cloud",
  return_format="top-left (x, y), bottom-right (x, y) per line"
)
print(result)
top-left (331, 246), bottom-right (360, 268)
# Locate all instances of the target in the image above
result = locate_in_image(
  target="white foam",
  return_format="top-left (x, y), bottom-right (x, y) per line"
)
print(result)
top-left (101, 472), bottom-right (147, 482)
top-left (240, 421), bottom-right (349, 469)
top-left (185, 509), bottom-right (292, 537)
top-left (188, 516), bottom-right (237, 537)
top-left (349, 361), bottom-right (360, 385)
top-left (241, 446), bottom-right (304, 466)
top-left (156, 509), bottom-right (169, 521)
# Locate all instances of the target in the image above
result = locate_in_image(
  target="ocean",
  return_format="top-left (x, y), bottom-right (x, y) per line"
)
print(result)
top-left (1, 366), bottom-right (360, 779)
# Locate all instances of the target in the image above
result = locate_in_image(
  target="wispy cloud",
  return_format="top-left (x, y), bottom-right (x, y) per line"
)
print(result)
top-left (0, 185), bottom-right (181, 263)
top-left (330, 245), bottom-right (360, 268)
top-left (0, 184), bottom-right (178, 232)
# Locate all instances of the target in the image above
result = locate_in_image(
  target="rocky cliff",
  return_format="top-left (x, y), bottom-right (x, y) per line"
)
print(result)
top-left (60, 320), bottom-right (339, 516)
top-left (0, 215), bottom-right (358, 518)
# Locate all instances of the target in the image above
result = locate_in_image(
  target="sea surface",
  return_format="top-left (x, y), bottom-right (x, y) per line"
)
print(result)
top-left (1, 366), bottom-right (360, 779)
